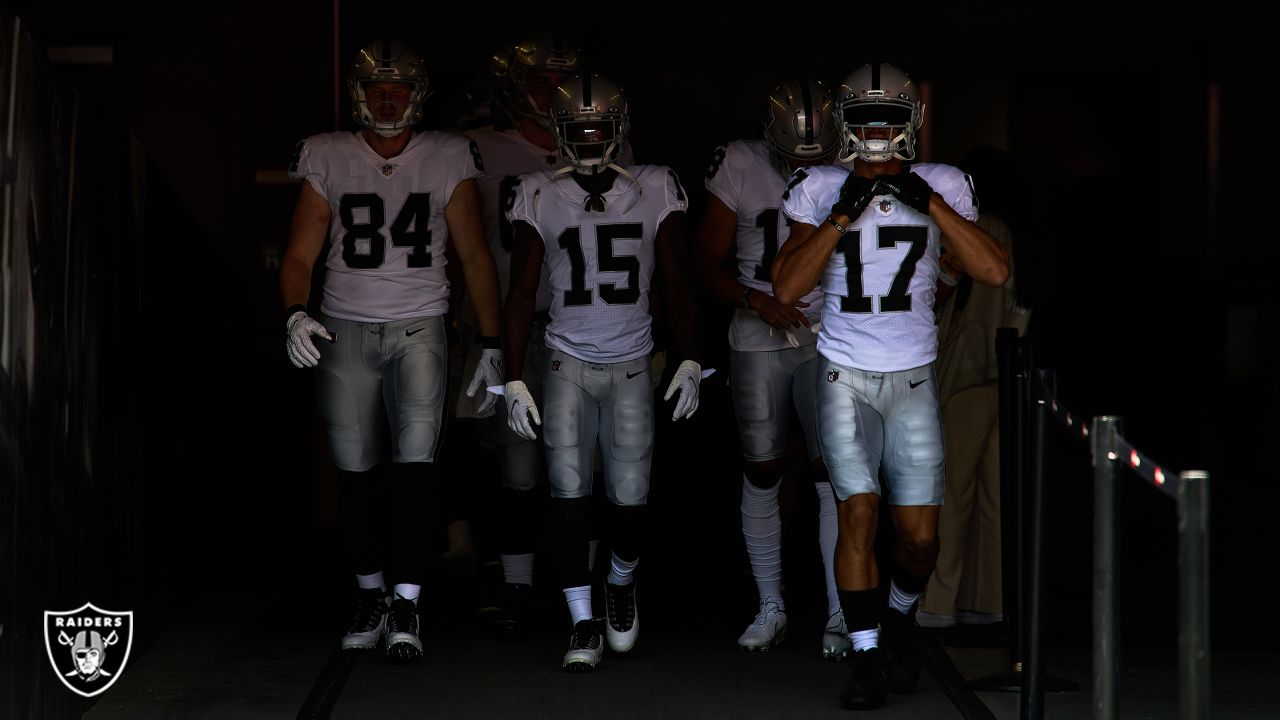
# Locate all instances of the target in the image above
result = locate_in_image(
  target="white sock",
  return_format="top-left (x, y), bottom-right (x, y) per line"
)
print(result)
top-left (607, 553), bottom-right (639, 587)
top-left (391, 579), bottom-right (422, 602)
top-left (564, 585), bottom-right (593, 625)
top-left (587, 539), bottom-right (599, 573)
top-left (393, 583), bottom-right (421, 606)
top-left (850, 627), bottom-right (879, 652)
top-left (356, 572), bottom-right (386, 592)
top-left (501, 553), bottom-right (535, 586)
top-left (741, 475), bottom-right (784, 609)
top-left (889, 579), bottom-right (921, 615)
top-left (814, 481), bottom-right (841, 617)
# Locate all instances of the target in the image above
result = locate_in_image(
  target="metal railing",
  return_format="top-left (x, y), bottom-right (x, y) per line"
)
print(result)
top-left (991, 328), bottom-right (1211, 720)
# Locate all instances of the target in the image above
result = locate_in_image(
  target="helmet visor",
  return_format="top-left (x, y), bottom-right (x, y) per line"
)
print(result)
top-left (841, 102), bottom-right (914, 127)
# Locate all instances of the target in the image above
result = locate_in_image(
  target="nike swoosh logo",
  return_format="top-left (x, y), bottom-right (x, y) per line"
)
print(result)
top-left (405, 327), bottom-right (425, 337)
top-left (625, 370), bottom-right (646, 380)
top-left (909, 379), bottom-right (927, 389)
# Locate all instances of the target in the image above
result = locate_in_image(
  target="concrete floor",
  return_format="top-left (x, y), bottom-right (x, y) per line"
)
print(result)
top-left (80, 588), bottom-right (1275, 720)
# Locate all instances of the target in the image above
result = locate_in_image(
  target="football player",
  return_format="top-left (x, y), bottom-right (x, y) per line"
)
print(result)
top-left (453, 34), bottom-right (633, 638)
top-left (694, 77), bottom-right (850, 659)
top-left (281, 39), bottom-right (503, 661)
top-left (771, 63), bottom-right (1009, 710)
top-left (503, 73), bottom-right (701, 672)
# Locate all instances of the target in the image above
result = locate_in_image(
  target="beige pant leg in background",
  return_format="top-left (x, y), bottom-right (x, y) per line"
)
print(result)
top-left (921, 383), bottom-right (1000, 620)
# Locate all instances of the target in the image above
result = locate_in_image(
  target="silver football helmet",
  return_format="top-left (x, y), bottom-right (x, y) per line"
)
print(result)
top-left (549, 73), bottom-right (629, 173)
top-left (763, 76), bottom-right (840, 175)
top-left (490, 32), bottom-right (582, 128)
top-left (837, 63), bottom-right (924, 163)
top-left (348, 39), bottom-right (428, 138)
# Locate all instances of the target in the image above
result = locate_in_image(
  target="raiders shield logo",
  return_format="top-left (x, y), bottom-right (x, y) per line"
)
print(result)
top-left (44, 602), bottom-right (134, 698)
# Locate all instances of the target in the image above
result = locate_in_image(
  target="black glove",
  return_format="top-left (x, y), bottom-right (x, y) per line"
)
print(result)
top-left (830, 174), bottom-right (877, 223)
top-left (873, 171), bottom-right (934, 215)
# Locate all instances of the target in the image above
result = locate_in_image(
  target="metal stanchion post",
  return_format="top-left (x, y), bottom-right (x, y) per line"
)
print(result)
top-left (998, 328), bottom-right (1023, 670)
top-left (1021, 369), bottom-right (1052, 720)
top-left (970, 328), bottom-right (1026, 693)
top-left (1092, 416), bottom-right (1123, 720)
top-left (1015, 339), bottom-right (1032, 675)
top-left (1019, 369), bottom-right (1079, 718)
top-left (1178, 471), bottom-right (1210, 720)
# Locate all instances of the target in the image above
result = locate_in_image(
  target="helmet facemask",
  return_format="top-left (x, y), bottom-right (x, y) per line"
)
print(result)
top-left (350, 80), bottom-right (427, 138)
top-left (554, 116), bottom-right (627, 173)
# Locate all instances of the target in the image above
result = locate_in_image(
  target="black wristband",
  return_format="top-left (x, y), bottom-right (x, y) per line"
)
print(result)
top-left (479, 335), bottom-right (501, 350)
top-left (285, 304), bottom-right (307, 325)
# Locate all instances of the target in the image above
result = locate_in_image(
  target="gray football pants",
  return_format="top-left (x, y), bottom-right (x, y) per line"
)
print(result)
top-left (541, 350), bottom-right (653, 507)
top-left (316, 314), bottom-right (448, 471)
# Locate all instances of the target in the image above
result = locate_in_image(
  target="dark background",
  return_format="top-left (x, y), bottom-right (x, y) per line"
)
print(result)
top-left (2, 1), bottom-right (1273, 717)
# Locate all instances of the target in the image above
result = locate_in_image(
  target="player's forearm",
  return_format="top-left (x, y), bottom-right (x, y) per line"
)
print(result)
top-left (931, 198), bottom-right (1009, 287)
top-left (664, 277), bottom-right (700, 364)
top-left (771, 222), bottom-right (838, 304)
top-left (280, 255), bottom-right (314, 310)
top-left (460, 253), bottom-right (502, 337)
top-left (503, 291), bottom-right (534, 382)
top-left (692, 208), bottom-right (747, 308)
top-left (699, 259), bottom-right (750, 308)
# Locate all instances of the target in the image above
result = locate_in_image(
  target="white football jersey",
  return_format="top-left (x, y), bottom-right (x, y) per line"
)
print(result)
top-left (508, 165), bottom-right (688, 364)
top-left (705, 140), bottom-right (823, 351)
top-left (782, 163), bottom-right (978, 372)
top-left (466, 129), bottom-right (637, 313)
top-left (289, 130), bottom-right (482, 322)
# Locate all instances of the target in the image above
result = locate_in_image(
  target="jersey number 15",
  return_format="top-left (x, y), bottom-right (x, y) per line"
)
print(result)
top-left (558, 223), bottom-right (643, 306)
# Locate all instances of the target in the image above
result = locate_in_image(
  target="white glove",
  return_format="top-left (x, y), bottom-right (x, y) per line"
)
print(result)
top-left (466, 348), bottom-right (504, 417)
top-left (285, 311), bottom-right (334, 368)
top-left (504, 380), bottom-right (541, 441)
top-left (663, 359), bottom-right (702, 421)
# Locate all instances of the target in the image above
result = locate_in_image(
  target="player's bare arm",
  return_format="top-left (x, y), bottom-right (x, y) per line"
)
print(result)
top-left (771, 219), bottom-right (838, 306)
top-left (445, 178), bottom-right (502, 337)
top-left (503, 220), bottom-right (545, 382)
top-left (694, 195), bottom-right (809, 329)
top-left (656, 212), bottom-right (700, 364)
top-left (281, 181), bottom-right (332, 309)
top-left (928, 196), bottom-right (1009, 287)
